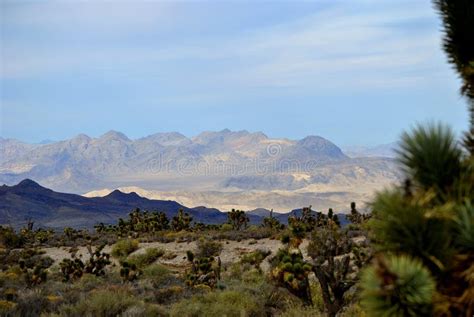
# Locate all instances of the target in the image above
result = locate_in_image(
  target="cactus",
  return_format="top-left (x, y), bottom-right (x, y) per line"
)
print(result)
top-left (307, 222), bottom-right (370, 316)
top-left (227, 209), bottom-right (249, 230)
top-left (270, 246), bottom-right (312, 305)
top-left (59, 257), bottom-right (85, 282)
top-left (361, 255), bottom-right (435, 317)
top-left (346, 202), bottom-right (370, 225)
top-left (23, 265), bottom-right (47, 287)
top-left (262, 209), bottom-right (284, 230)
top-left (120, 261), bottom-right (140, 282)
top-left (171, 209), bottom-right (193, 231)
top-left (59, 244), bottom-right (111, 282)
top-left (97, 209), bottom-right (171, 236)
top-left (184, 239), bottom-right (223, 288)
top-left (83, 244), bottom-right (111, 276)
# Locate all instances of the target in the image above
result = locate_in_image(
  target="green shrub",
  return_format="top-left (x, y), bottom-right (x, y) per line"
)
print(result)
top-left (126, 248), bottom-right (164, 269)
top-left (111, 239), bottom-right (139, 258)
top-left (279, 305), bottom-right (324, 317)
top-left (58, 287), bottom-right (138, 317)
top-left (240, 249), bottom-right (271, 270)
top-left (196, 238), bottom-right (222, 258)
top-left (143, 264), bottom-right (172, 286)
top-left (170, 290), bottom-right (265, 317)
top-left (220, 223), bottom-right (233, 231)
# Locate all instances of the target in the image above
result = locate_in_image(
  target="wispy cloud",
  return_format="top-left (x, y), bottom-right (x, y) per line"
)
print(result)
top-left (1, 0), bottom-right (445, 94)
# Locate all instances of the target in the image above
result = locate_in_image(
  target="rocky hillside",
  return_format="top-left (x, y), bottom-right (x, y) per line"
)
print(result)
top-left (0, 130), bottom-right (401, 210)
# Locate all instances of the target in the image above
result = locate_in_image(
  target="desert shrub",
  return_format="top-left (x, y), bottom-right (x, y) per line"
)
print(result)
top-left (60, 258), bottom-right (85, 282)
top-left (111, 239), bottom-right (139, 258)
top-left (0, 226), bottom-right (23, 249)
top-left (126, 248), bottom-right (164, 269)
top-left (120, 303), bottom-right (168, 317)
top-left (11, 289), bottom-right (50, 317)
top-left (279, 305), bottom-right (324, 317)
top-left (0, 300), bottom-right (16, 315)
top-left (185, 253), bottom-right (221, 288)
top-left (142, 264), bottom-right (172, 286)
top-left (220, 223), bottom-right (233, 231)
top-left (120, 261), bottom-right (141, 282)
top-left (170, 290), bottom-right (266, 317)
top-left (58, 287), bottom-right (138, 317)
top-left (196, 238), bottom-right (222, 258)
top-left (153, 285), bottom-right (187, 304)
top-left (240, 249), bottom-right (271, 271)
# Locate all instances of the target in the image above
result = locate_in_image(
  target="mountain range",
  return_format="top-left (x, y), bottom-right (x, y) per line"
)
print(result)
top-left (0, 130), bottom-right (401, 211)
top-left (0, 179), bottom-right (349, 229)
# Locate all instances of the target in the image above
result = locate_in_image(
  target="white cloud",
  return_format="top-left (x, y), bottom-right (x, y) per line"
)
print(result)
top-left (1, 0), bottom-right (449, 92)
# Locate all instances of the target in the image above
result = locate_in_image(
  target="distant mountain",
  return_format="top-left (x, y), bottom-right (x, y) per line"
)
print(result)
top-left (247, 208), bottom-right (273, 217)
top-left (0, 130), bottom-right (401, 211)
top-left (0, 179), bottom-right (345, 229)
top-left (342, 142), bottom-right (398, 158)
top-left (0, 179), bottom-right (228, 229)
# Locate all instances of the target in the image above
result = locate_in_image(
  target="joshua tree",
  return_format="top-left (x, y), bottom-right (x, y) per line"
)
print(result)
top-left (361, 123), bottom-right (474, 316)
top-left (308, 222), bottom-right (370, 317)
top-left (262, 209), bottom-right (284, 230)
top-left (227, 209), bottom-right (249, 230)
top-left (270, 232), bottom-right (313, 306)
top-left (171, 209), bottom-right (193, 231)
top-left (185, 239), bottom-right (223, 288)
top-left (435, 0), bottom-right (474, 154)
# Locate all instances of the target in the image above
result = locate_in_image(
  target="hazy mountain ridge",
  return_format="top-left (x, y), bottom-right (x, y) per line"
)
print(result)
top-left (0, 179), bottom-right (229, 228)
top-left (342, 142), bottom-right (398, 158)
top-left (1, 179), bottom-right (343, 229)
top-left (0, 130), bottom-right (401, 210)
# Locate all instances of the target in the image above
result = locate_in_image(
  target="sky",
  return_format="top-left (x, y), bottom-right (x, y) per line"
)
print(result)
top-left (0, 0), bottom-right (470, 146)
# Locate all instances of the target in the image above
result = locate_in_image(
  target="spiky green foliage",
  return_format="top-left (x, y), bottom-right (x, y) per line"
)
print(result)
top-left (397, 123), bottom-right (462, 194)
top-left (240, 249), bottom-right (271, 271)
top-left (60, 257), bottom-right (85, 282)
top-left (111, 239), bottom-right (139, 258)
top-left (83, 244), bottom-right (111, 276)
top-left (365, 124), bottom-right (474, 315)
top-left (370, 190), bottom-right (453, 273)
top-left (227, 209), bottom-right (249, 230)
top-left (434, 0), bottom-right (474, 100)
top-left (0, 226), bottom-right (23, 249)
top-left (119, 261), bottom-right (140, 282)
top-left (171, 209), bottom-right (193, 231)
top-left (288, 206), bottom-right (317, 235)
top-left (185, 238), bottom-right (222, 288)
top-left (434, 0), bottom-right (474, 153)
top-left (125, 247), bottom-right (164, 269)
top-left (262, 209), bottom-right (285, 230)
top-left (453, 200), bottom-right (474, 251)
top-left (361, 255), bottom-right (436, 317)
top-left (185, 253), bottom-right (221, 288)
top-left (60, 244), bottom-right (111, 282)
top-left (196, 238), bottom-right (223, 258)
top-left (307, 222), bottom-right (370, 317)
top-left (346, 202), bottom-right (370, 225)
top-left (270, 246), bottom-right (313, 305)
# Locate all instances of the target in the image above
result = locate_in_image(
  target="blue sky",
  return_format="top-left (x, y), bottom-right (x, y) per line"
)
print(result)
top-left (0, 0), bottom-right (469, 146)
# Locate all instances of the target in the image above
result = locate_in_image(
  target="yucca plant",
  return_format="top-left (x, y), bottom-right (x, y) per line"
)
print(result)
top-left (361, 255), bottom-right (436, 317)
top-left (397, 123), bottom-right (463, 196)
top-left (434, 0), bottom-right (474, 154)
top-left (360, 1), bottom-right (474, 314)
top-left (362, 124), bottom-right (474, 316)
